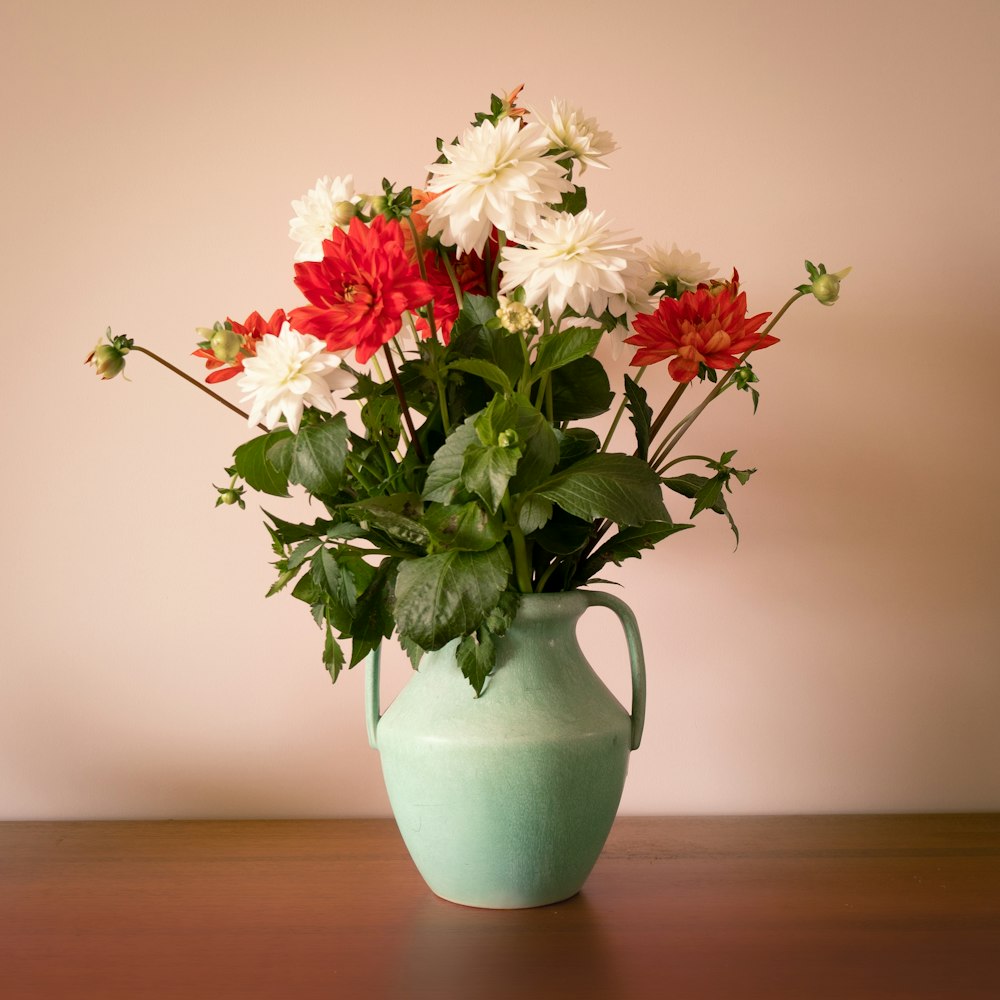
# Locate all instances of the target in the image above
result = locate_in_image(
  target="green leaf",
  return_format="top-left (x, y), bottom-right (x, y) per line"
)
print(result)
top-left (447, 358), bottom-right (513, 395)
top-left (532, 327), bottom-right (603, 382)
top-left (484, 591), bottom-right (520, 636)
top-left (394, 545), bottom-right (512, 650)
top-left (663, 473), bottom-right (743, 545)
top-left (286, 537), bottom-right (322, 570)
top-left (536, 453), bottom-right (668, 526)
top-left (399, 634), bottom-right (425, 670)
top-left (289, 415), bottom-right (349, 496)
top-left (574, 521), bottom-right (692, 584)
top-left (233, 430), bottom-right (294, 497)
top-left (556, 428), bottom-right (601, 468)
top-left (552, 186), bottom-right (588, 215)
top-left (623, 375), bottom-right (653, 461)
top-left (341, 495), bottom-right (429, 548)
top-left (455, 631), bottom-right (495, 696)
top-left (461, 443), bottom-right (519, 513)
top-left (263, 511), bottom-right (337, 545)
top-left (550, 356), bottom-right (614, 419)
top-left (424, 503), bottom-right (505, 552)
top-left (265, 567), bottom-right (300, 598)
top-left (350, 558), bottom-right (399, 666)
top-left (323, 622), bottom-right (345, 684)
top-left (422, 414), bottom-right (480, 503)
top-left (517, 495), bottom-right (553, 534)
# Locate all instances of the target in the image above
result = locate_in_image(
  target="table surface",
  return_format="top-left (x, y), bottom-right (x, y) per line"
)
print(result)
top-left (2, 815), bottom-right (998, 999)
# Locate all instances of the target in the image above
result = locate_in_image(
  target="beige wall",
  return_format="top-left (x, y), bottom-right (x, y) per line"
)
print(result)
top-left (2, 0), bottom-right (998, 818)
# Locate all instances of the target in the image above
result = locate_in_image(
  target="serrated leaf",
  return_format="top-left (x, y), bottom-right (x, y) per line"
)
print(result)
top-left (342, 495), bottom-right (429, 547)
top-left (289, 415), bottom-right (349, 496)
top-left (394, 545), bottom-right (512, 650)
top-left (447, 358), bottom-right (513, 395)
top-left (265, 567), bottom-right (300, 598)
top-left (323, 622), bottom-right (345, 683)
top-left (623, 375), bottom-right (653, 460)
top-left (461, 443), bottom-right (519, 513)
top-left (532, 327), bottom-right (603, 382)
top-left (424, 502), bottom-right (505, 552)
top-left (517, 495), bottom-right (553, 534)
top-left (550, 355), bottom-right (614, 419)
top-left (573, 521), bottom-right (692, 584)
top-left (349, 558), bottom-right (399, 666)
top-left (456, 630), bottom-right (496, 696)
top-left (233, 430), bottom-right (293, 497)
top-left (399, 634), bottom-right (426, 670)
top-left (286, 537), bottom-right (322, 570)
top-left (422, 413), bottom-right (480, 503)
top-left (536, 453), bottom-right (668, 526)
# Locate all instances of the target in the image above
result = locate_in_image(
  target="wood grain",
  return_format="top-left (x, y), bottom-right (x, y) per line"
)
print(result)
top-left (1, 816), bottom-right (998, 999)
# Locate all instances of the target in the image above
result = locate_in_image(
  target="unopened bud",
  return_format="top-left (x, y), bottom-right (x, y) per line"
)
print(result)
top-left (497, 429), bottom-right (519, 449)
top-left (210, 327), bottom-right (243, 363)
top-left (332, 200), bottom-right (357, 227)
top-left (811, 266), bottom-right (851, 306)
top-left (219, 489), bottom-right (240, 505)
top-left (87, 343), bottom-right (127, 380)
top-left (368, 195), bottom-right (388, 215)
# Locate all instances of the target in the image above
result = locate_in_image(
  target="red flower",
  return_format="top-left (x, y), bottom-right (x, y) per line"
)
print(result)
top-left (290, 215), bottom-right (434, 364)
top-left (626, 272), bottom-right (776, 383)
top-left (192, 308), bottom-right (286, 383)
top-left (418, 249), bottom-right (491, 344)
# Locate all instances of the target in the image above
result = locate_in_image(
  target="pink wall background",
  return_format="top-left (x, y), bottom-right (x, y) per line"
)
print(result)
top-left (2, 0), bottom-right (998, 819)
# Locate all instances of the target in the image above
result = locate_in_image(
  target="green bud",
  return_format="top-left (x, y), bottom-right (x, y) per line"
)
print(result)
top-left (332, 200), bottom-right (357, 227)
top-left (368, 195), bottom-right (388, 215)
top-left (811, 266), bottom-right (851, 306)
top-left (219, 489), bottom-right (240, 505)
top-left (210, 327), bottom-right (243, 363)
top-left (497, 429), bottom-right (519, 449)
top-left (88, 343), bottom-right (127, 380)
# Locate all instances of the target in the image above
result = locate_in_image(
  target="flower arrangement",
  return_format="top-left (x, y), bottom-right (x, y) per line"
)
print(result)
top-left (89, 87), bottom-right (848, 694)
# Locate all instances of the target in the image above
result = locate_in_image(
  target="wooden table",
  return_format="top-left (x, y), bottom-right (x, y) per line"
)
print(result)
top-left (2, 816), bottom-right (998, 999)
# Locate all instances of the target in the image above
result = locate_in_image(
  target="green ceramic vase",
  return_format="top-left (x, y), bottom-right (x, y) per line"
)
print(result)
top-left (366, 590), bottom-right (646, 909)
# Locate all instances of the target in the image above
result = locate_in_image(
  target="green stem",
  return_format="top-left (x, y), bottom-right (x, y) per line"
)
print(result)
top-left (602, 366), bottom-right (646, 452)
top-left (503, 495), bottom-right (532, 593)
top-left (405, 216), bottom-right (440, 344)
top-left (440, 254), bottom-right (464, 310)
top-left (130, 346), bottom-right (267, 431)
top-left (382, 345), bottom-right (426, 464)
top-left (491, 231), bottom-right (506, 298)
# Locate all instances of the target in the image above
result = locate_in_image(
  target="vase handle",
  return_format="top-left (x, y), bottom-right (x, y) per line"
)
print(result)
top-left (365, 645), bottom-right (383, 750)
top-left (583, 592), bottom-right (647, 751)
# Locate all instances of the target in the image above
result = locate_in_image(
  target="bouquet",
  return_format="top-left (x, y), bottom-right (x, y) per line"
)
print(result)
top-left (88, 87), bottom-right (848, 694)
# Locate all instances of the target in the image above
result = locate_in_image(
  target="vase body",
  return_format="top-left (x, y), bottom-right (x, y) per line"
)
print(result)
top-left (367, 590), bottom-right (646, 909)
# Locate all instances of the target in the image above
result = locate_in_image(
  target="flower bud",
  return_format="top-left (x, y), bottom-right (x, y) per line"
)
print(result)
top-left (219, 489), bottom-right (240, 505)
top-left (87, 343), bottom-right (127, 380)
top-left (332, 200), bottom-right (357, 227)
top-left (811, 266), bottom-right (851, 306)
top-left (368, 195), bottom-right (388, 216)
top-left (497, 429), bottom-right (519, 449)
top-left (210, 326), bottom-right (243, 363)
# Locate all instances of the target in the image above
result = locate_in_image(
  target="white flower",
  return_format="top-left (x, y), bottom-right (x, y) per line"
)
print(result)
top-left (498, 209), bottom-right (642, 320)
top-left (289, 175), bottom-right (360, 263)
top-left (422, 117), bottom-right (574, 255)
top-left (645, 243), bottom-right (718, 291)
top-left (238, 323), bottom-right (354, 434)
top-left (533, 99), bottom-right (617, 174)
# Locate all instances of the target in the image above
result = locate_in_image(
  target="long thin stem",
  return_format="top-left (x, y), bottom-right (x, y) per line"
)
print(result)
top-left (382, 345), bottom-right (426, 463)
top-left (440, 254), bottom-right (464, 310)
top-left (130, 346), bottom-right (267, 431)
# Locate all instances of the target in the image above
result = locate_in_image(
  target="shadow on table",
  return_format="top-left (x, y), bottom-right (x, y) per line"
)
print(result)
top-left (391, 888), bottom-right (625, 998)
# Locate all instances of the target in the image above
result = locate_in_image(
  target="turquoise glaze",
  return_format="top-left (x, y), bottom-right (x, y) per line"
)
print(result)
top-left (366, 591), bottom-right (646, 909)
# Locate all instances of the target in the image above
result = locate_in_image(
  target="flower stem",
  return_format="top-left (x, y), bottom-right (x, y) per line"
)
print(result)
top-left (502, 495), bottom-right (533, 593)
top-left (491, 231), bottom-right (506, 298)
top-left (440, 253), bottom-right (464, 310)
top-left (129, 346), bottom-right (267, 431)
top-left (382, 345), bottom-right (426, 464)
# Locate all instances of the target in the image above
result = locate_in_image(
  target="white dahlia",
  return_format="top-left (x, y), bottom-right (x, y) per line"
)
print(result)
top-left (289, 175), bottom-right (360, 263)
top-left (422, 117), bottom-right (574, 255)
top-left (238, 323), bottom-right (354, 434)
top-left (645, 243), bottom-right (718, 291)
top-left (498, 209), bottom-right (642, 320)
top-left (533, 99), bottom-right (617, 174)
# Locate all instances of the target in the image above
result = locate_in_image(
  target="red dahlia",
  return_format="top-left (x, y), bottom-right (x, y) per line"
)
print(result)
top-left (290, 215), bottom-right (434, 364)
top-left (626, 271), bottom-right (776, 383)
top-left (192, 308), bottom-right (286, 383)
